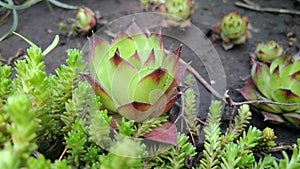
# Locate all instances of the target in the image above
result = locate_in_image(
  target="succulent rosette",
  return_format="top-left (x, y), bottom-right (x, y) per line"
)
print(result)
top-left (75, 7), bottom-right (96, 34)
top-left (240, 51), bottom-right (300, 127)
top-left (159, 0), bottom-right (194, 21)
top-left (83, 22), bottom-right (186, 122)
top-left (255, 40), bottom-right (283, 62)
top-left (215, 10), bottom-right (250, 50)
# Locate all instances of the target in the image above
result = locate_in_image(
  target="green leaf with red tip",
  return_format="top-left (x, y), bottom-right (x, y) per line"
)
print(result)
top-left (252, 61), bottom-right (272, 98)
top-left (133, 68), bottom-right (173, 104)
top-left (283, 113), bottom-right (300, 126)
top-left (146, 34), bottom-right (163, 66)
top-left (126, 22), bottom-right (148, 54)
top-left (89, 35), bottom-right (110, 76)
top-left (270, 56), bottom-right (286, 74)
top-left (150, 83), bottom-right (185, 118)
top-left (270, 67), bottom-right (280, 99)
top-left (239, 86), bottom-right (258, 101)
top-left (111, 32), bottom-right (136, 59)
top-left (143, 49), bottom-right (156, 68)
top-left (110, 53), bottom-right (138, 106)
top-left (128, 67), bottom-right (157, 100)
top-left (272, 89), bottom-right (300, 112)
top-left (289, 80), bottom-right (300, 97)
top-left (144, 122), bottom-right (177, 146)
top-left (162, 49), bottom-right (180, 77)
top-left (128, 51), bottom-right (142, 70)
top-left (173, 61), bottom-right (188, 85)
top-left (81, 74), bottom-right (117, 112)
top-left (290, 70), bottom-right (300, 82)
top-left (117, 102), bottom-right (152, 122)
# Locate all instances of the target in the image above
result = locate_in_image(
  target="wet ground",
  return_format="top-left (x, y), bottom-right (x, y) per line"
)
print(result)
top-left (1, 0), bottom-right (300, 157)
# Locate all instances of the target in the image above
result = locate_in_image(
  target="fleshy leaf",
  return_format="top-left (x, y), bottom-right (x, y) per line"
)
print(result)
top-left (117, 102), bottom-right (152, 122)
top-left (110, 32), bottom-right (136, 59)
top-left (150, 83), bottom-right (186, 118)
top-left (143, 49), bottom-right (156, 68)
top-left (162, 46), bottom-right (181, 76)
top-left (89, 35), bottom-right (110, 76)
top-left (110, 52), bottom-right (138, 106)
top-left (128, 51), bottom-right (142, 70)
top-left (144, 122), bottom-right (177, 146)
top-left (252, 61), bottom-right (272, 98)
top-left (146, 33), bottom-right (163, 66)
top-left (133, 68), bottom-right (173, 104)
top-left (261, 111), bottom-right (285, 124)
top-left (81, 74), bottom-right (117, 112)
top-left (283, 113), bottom-right (300, 126)
top-left (272, 89), bottom-right (300, 112)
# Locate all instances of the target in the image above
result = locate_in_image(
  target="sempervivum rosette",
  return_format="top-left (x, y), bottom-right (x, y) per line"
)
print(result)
top-left (83, 22), bottom-right (186, 122)
top-left (215, 10), bottom-right (251, 50)
top-left (255, 40), bottom-right (283, 62)
top-left (240, 41), bottom-right (300, 127)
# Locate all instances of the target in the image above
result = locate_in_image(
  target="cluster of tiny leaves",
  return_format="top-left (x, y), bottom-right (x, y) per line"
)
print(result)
top-left (196, 102), bottom-right (300, 169)
top-left (0, 47), bottom-right (89, 168)
top-left (200, 101), bottom-right (222, 169)
top-left (134, 115), bottom-right (168, 138)
top-left (147, 133), bottom-right (197, 169)
top-left (183, 74), bottom-right (200, 135)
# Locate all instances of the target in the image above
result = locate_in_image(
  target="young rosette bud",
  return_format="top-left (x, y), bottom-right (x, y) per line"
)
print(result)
top-left (239, 54), bottom-right (300, 127)
top-left (255, 40), bottom-right (283, 62)
top-left (75, 7), bottom-right (96, 34)
top-left (83, 22), bottom-right (186, 122)
top-left (215, 10), bottom-right (250, 50)
top-left (158, 0), bottom-right (194, 27)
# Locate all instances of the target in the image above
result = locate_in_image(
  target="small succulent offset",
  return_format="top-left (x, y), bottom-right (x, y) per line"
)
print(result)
top-left (83, 22), bottom-right (186, 123)
top-left (254, 40), bottom-right (283, 62)
top-left (240, 42), bottom-right (300, 127)
top-left (215, 10), bottom-right (251, 50)
top-left (159, 0), bottom-right (194, 27)
top-left (140, 0), bottom-right (194, 28)
top-left (75, 7), bottom-right (96, 34)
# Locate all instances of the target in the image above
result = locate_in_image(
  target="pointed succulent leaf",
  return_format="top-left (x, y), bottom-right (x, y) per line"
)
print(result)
top-left (81, 74), bottom-right (117, 112)
top-left (117, 102), bottom-right (152, 122)
top-left (111, 32), bottom-right (136, 59)
top-left (108, 50), bottom-right (139, 106)
top-left (133, 68), bottom-right (172, 104)
top-left (144, 122), bottom-right (177, 146)
top-left (272, 89), bottom-right (300, 112)
top-left (283, 113), bottom-right (300, 126)
top-left (261, 111), bottom-right (285, 124)
top-left (128, 51), bottom-right (142, 70)
top-left (251, 61), bottom-right (272, 98)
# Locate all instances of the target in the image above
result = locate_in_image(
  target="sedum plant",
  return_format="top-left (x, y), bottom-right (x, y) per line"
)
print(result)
top-left (240, 42), bottom-right (300, 127)
top-left (215, 10), bottom-right (251, 50)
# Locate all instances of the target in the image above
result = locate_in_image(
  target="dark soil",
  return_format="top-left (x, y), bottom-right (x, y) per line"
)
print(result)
top-left (1, 0), bottom-right (300, 160)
